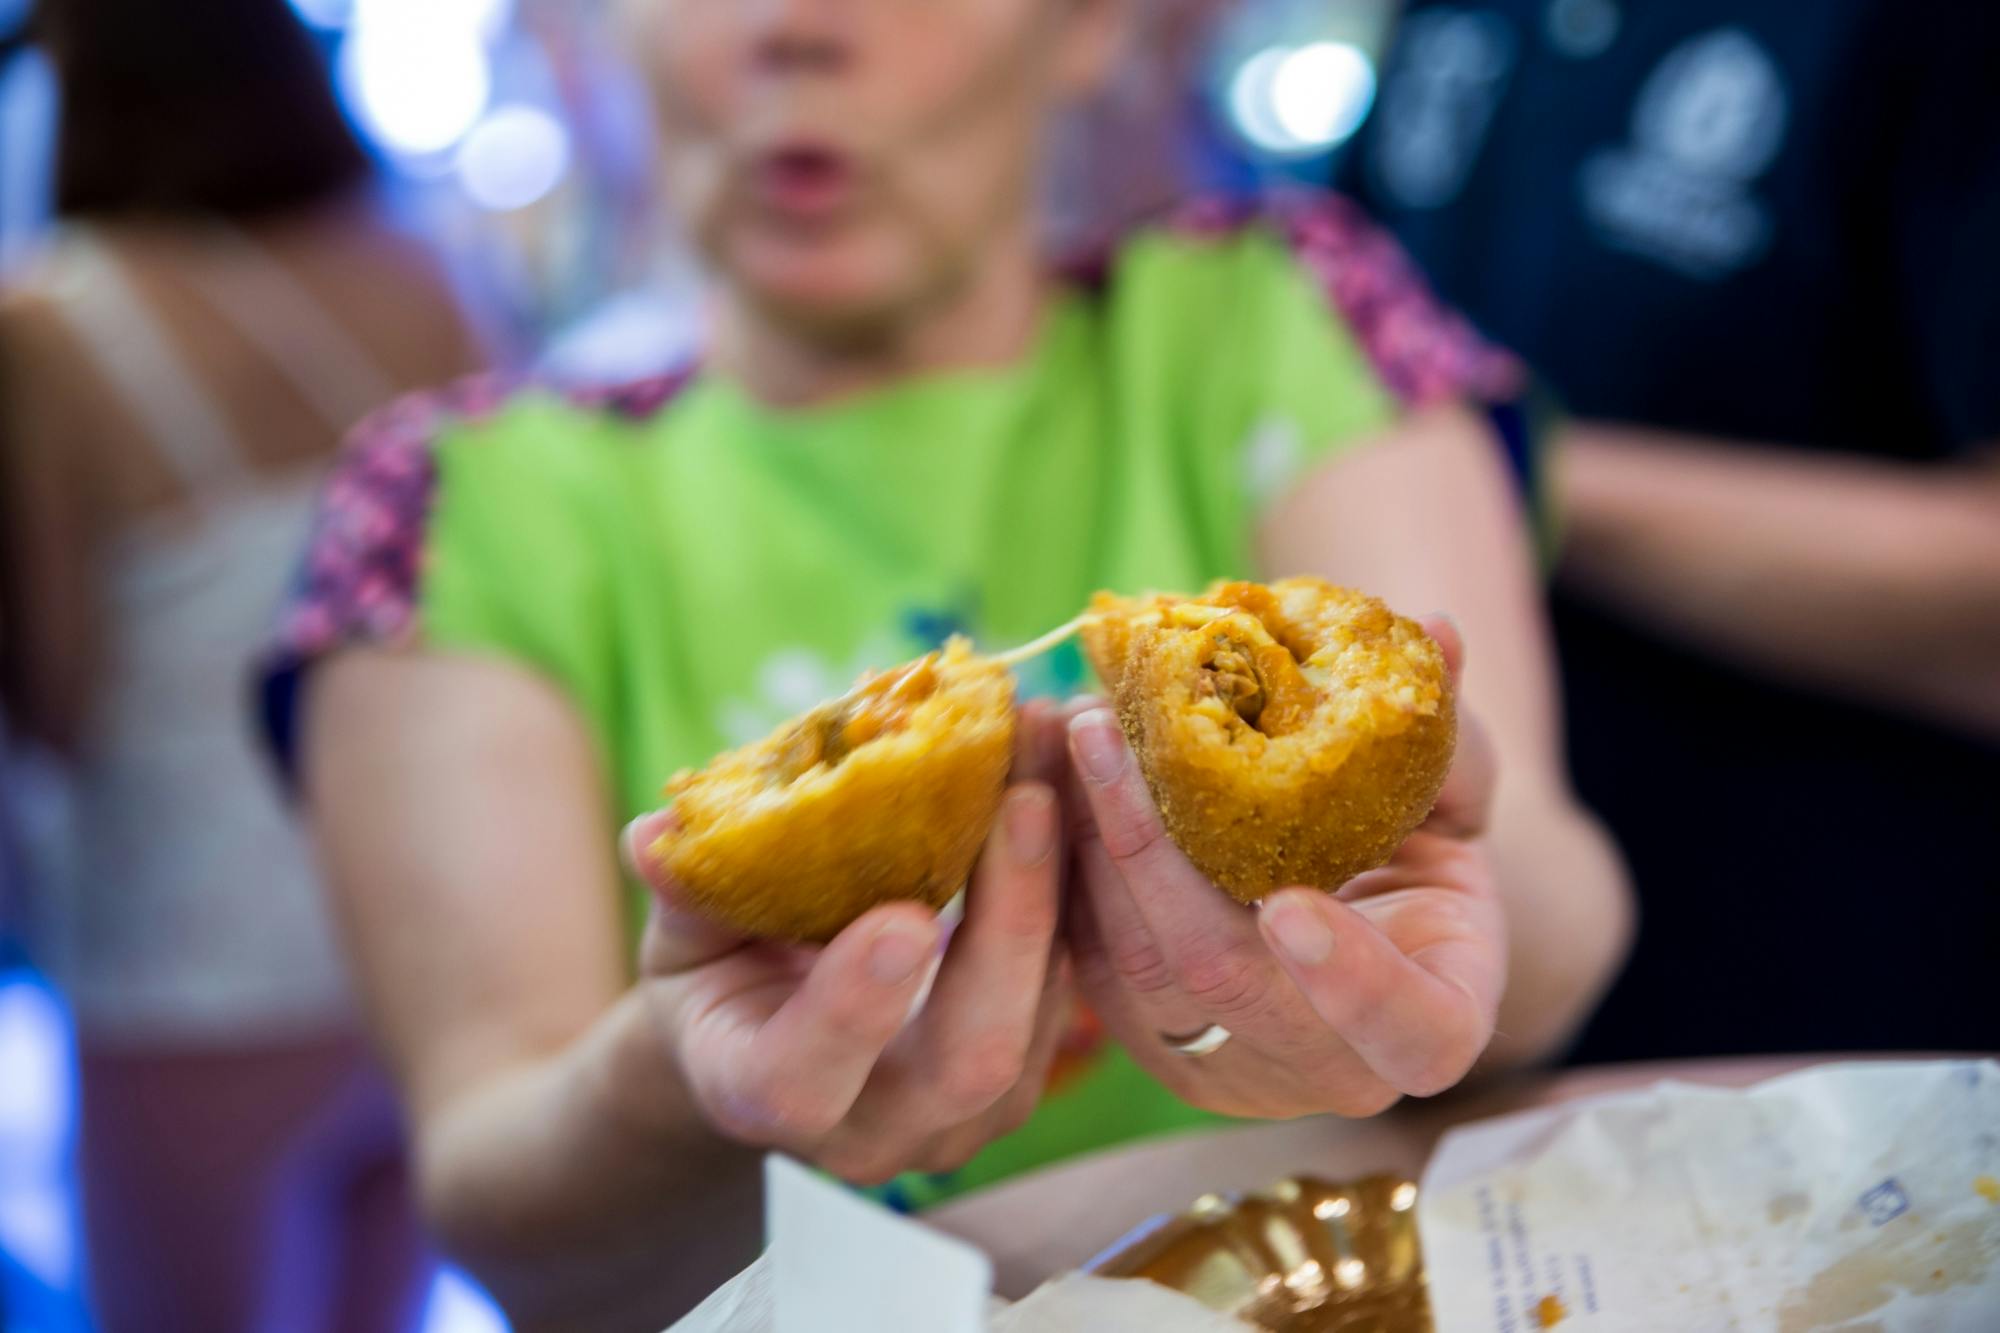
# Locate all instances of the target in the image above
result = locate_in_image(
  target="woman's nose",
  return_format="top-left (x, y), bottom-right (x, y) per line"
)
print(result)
top-left (746, 0), bottom-right (853, 76)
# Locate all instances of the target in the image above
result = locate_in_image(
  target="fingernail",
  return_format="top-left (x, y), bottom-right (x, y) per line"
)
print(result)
top-left (1267, 898), bottom-right (1335, 967)
top-left (1004, 787), bottom-right (1056, 867)
top-left (619, 812), bottom-right (672, 881)
top-left (1070, 711), bottom-right (1126, 785)
top-left (868, 923), bottom-right (931, 986)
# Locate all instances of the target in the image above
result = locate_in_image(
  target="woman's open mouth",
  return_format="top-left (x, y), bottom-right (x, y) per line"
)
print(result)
top-left (749, 143), bottom-right (857, 223)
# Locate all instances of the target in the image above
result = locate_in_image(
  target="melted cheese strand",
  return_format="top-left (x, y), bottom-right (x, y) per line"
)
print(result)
top-left (992, 612), bottom-right (1096, 668)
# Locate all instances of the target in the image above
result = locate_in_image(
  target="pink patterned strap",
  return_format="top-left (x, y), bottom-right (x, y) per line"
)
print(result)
top-left (270, 372), bottom-right (511, 667)
top-left (257, 366), bottom-right (697, 779)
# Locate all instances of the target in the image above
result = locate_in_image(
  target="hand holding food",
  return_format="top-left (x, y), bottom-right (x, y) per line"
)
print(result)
top-left (624, 702), bottom-right (1073, 1185)
top-left (1081, 577), bottom-right (1455, 901)
top-left (651, 579), bottom-right (1458, 947)
top-left (634, 579), bottom-right (1496, 1131)
top-left (652, 638), bottom-right (1014, 942)
top-left (1061, 607), bottom-right (1504, 1119)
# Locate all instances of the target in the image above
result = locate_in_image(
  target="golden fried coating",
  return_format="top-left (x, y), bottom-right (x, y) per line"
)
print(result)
top-left (1082, 578), bottom-right (1453, 901)
top-left (652, 638), bottom-right (1015, 942)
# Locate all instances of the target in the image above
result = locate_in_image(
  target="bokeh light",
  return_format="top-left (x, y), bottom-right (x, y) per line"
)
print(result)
top-left (1230, 41), bottom-right (1378, 158)
top-left (0, 973), bottom-right (77, 1291)
top-left (1270, 42), bottom-right (1377, 150)
top-left (457, 104), bottom-right (571, 212)
top-left (354, 0), bottom-right (513, 44)
top-left (342, 19), bottom-right (491, 156)
top-left (288, 0), bottom-right (354, 31)
top-left (424, 1267), bottom-right (511, 1333)
top-left (338, 0), bottom-right (518, 160)
top-left (1228, 47), bottom-right (1298, 157)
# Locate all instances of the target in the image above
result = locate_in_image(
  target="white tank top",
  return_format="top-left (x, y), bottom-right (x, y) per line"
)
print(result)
top-left (34, 227), bottom-right (398, 1045)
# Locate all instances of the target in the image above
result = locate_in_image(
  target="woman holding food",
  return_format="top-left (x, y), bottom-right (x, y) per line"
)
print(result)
top-left (260, 1), bottom-right (1631, 1327)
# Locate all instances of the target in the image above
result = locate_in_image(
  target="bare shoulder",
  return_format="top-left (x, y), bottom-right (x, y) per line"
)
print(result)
top-left (1, 272), bottom-right (77, 363)
top-left (296, 216), bottom-right (490, 379)
top-left (0, 272), bottom-right (103, 447)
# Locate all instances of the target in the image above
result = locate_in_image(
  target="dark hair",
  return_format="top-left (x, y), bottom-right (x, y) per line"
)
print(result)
top-left (36, 0), bottom-right (372, 220)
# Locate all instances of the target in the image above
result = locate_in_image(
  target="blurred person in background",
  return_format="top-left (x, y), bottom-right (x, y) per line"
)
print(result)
top-left (260, 0), bottom-right (1631, 1325)
top-left (1341, 0), bottom-right (2000, 1059)
top-left (0, 1), bottom-right (488, 1329)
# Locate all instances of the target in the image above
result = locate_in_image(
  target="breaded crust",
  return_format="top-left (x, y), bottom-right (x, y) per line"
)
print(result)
top-left (652, 639), bottom-right (1015, 942)
top-left (1083, 579), bottom-right (1454, 901)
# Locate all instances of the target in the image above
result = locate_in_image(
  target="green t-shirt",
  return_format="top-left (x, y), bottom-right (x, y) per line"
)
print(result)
top-left (266, 196), bottom-right (1523, 1207)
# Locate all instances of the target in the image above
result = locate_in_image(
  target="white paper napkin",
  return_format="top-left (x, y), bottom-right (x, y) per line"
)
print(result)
top-left (665, 1157), bottom-right (1252, 1332)
top-left (1418, 1060), bottom-right (2000, 1332)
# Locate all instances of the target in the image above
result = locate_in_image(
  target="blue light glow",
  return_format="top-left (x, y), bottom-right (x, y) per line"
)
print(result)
top-left (425, 1266), bottom-right (512, 1333)
top-left (0, 971), bottom-right (81, 1322)
top-left (457, 104), bottom-right (571, 212)
top-left (289, 0), bottom-right (354, 31)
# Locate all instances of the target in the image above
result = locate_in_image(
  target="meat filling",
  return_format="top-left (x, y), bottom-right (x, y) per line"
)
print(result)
top-left (1196, 627), bottom-right (1318, 738)
top-left (764, 655), bottom-right (941, 785)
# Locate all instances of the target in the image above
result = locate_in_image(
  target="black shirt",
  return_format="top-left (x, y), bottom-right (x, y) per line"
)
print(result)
top-left (1341, 0), bottom-right (2000, 1059)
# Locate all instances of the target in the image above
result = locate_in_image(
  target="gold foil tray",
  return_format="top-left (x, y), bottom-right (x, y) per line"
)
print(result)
top-left (1085, 1174), bottom-right (1432, 1332)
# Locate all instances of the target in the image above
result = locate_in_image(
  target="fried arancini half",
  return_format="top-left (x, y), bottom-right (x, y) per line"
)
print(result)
top-left (1081, 578), bottom-right (1454, 902)
top-left (651, 638), bottom-right (1015, 942)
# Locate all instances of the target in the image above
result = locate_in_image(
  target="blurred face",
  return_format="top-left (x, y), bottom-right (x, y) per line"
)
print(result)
top-left (628, 0), bottom-right (1117, 342)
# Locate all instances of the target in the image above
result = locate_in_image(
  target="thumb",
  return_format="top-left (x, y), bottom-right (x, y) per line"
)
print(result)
top-left (1418, 612), bottom-right (1465, 689)
top-left (1425, 708), bottom-right (1496, 840)
top-left (626, 810), bottom-right (748, 974)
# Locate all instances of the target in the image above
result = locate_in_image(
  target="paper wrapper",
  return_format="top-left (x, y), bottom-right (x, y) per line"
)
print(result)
top-left (670, 1252), bottom-right (777, 1333)
top-left (666, 1157), bottom-right (1252, 1332)
top-left (993, 1274), bottom-right (1253, 1332)
top-left (665, 1257), bottom-right (1249, 1333)
top-left (1417, 1060), bottom-right (2000, 1331)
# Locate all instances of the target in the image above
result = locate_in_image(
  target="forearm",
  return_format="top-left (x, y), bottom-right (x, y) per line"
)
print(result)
top-left (417, 988), bottom-right (763, 1332)
top-left (1558, 425), bottom-right (2000, 733)
top-left (1259, 408), bottom-right (1635, 1069)
top-left (1481, 782), bottom-right (1631, 1072)
top-left (305, 654), bottom-right (771, 1327)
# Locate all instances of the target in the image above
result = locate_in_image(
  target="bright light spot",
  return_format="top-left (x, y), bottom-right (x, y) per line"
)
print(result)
top-left (355, 0), bottom-right (513, 44)
top-left (457, 104), bottom-right (570, 211)
top-left (342, 19), bottom-right (491, 155)
top-left (1335, 1256), bottom-right (1367, 1287)
top-left (289, 0), bottom-right (355, 30)
top-left (423, 1267), bottom-right (511, 1333)
top-left (0, 974), bottom-right (77, 1288)
top-left (1270, 42), bottom-right (1376, 150)
top-left (1228, 41), bottom-right (1378, 158)
top-left (1228, 46), bottom-right (1298, 156)
top-left (342, 0), bottom-right (509, 158)
top-left (0, 976), bottom-right (70, 1160)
